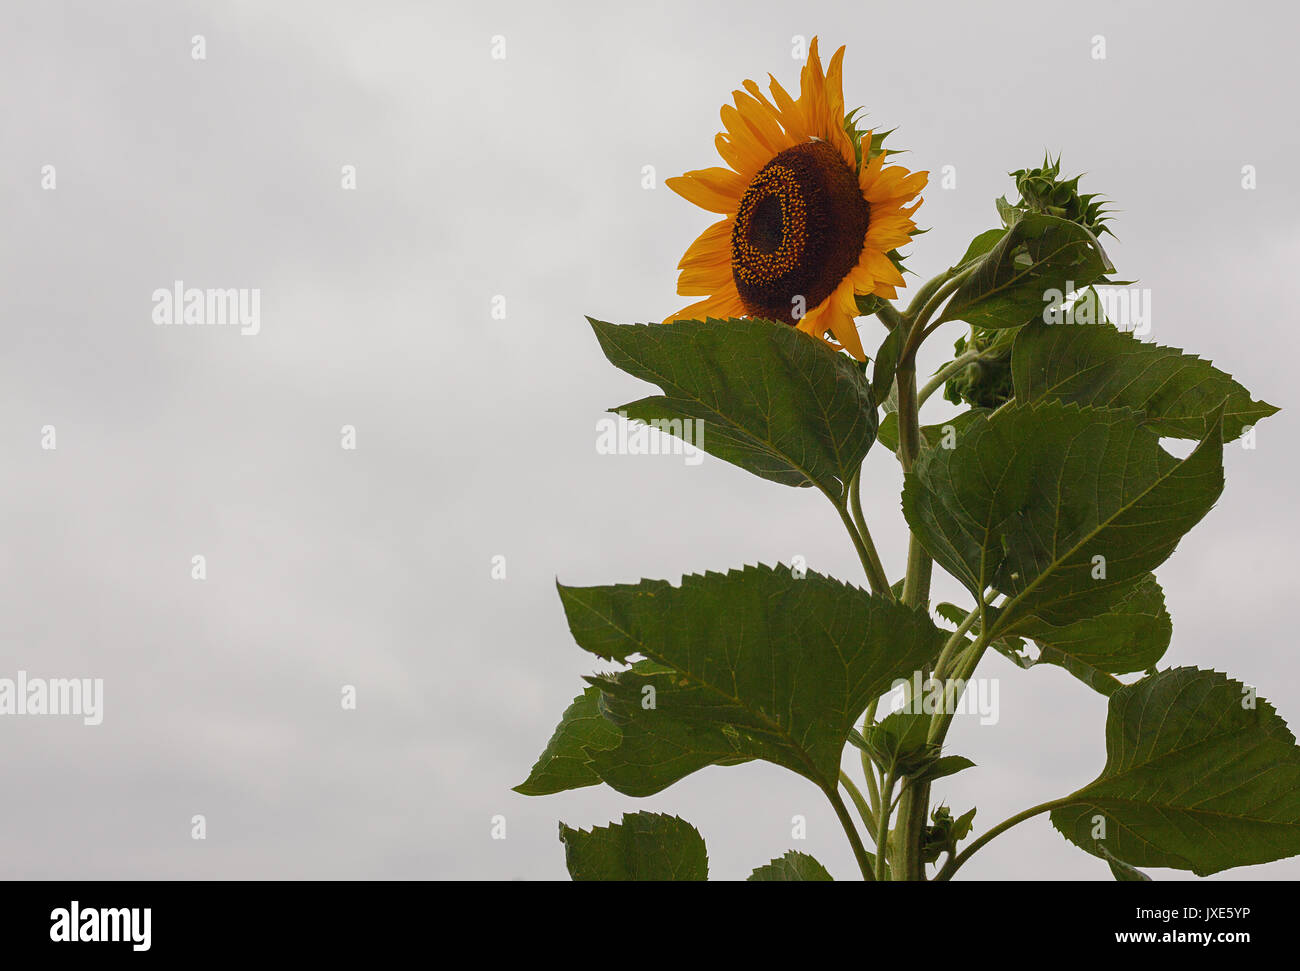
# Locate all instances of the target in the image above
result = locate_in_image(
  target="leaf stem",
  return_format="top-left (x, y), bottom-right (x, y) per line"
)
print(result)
top-left (931, 603), bottom-right (982, 681)
top-left (934, 796), bottom-right (1073, 880)
top-left (839, 771), bottom-right (875, 836)
top-left (833, 502), bottom-right (890, 599)
top-left (918, 349), bottom-right (982, 408)
top-left (827, 784), bottom-right (877, 881)
top-left (927, 628), bottom-right (994, 747)
top-left (848, 468), bottom-right (893, 599)
top-left (860, 701), bottom-right (882, 817)
top-left (876, 301), bottom-right (905, 330)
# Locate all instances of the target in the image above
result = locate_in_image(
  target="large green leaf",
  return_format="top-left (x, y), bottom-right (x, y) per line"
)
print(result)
top-left (589, 316), bottom-right (876, 499)
top-left (556, 564), bottom-right (945, 793)
top-left (559, 812), bottom-right (708, 880)
top-left (1052, 668), bottom-right (1300, 876)
top-left (748, 850), bottom-right (834, 881)
top-left (938, 214), bottom-right (1114, 329)
top-left (1013, 314), bottom-right (1278, 440)
top-left (902, 401), bottom-right (1225, 636)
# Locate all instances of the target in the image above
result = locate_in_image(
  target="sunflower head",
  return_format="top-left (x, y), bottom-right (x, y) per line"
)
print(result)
top-left (664, 38), bottom-right (927, 361)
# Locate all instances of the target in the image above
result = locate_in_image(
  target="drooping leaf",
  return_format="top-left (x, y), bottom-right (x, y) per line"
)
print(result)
top-left (515, 660), bottom-right (732, 797)
top-left (589, 316), bottom-right (876, 499)
top-left (1012, 314), bottom-right (1278, 441)
top-left (556, 564), bottom-right (945, 793)
top-left (872, 326), bottom-right (900, 404)
top-left (938, 593), bottom-right (1151, 698)
top-left (582, 664), bottom-right (752, 797)
top-left (1014, 574), bottom-right (1172, 687)
top-left (902, 401), bottom-right (1224, 638)
top-left (514, 681), bottom-right (620, 796)
top-left (1051, 668), bottom-right (1300, 876)
top-left (559, 812), bottom-right (708, 881)
top-left (748, 850), bottom-right (834, 881)
top-left (938, 214), bottom-right (1114, 329)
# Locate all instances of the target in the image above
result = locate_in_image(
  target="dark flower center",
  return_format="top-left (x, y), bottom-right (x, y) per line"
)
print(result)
top-left (731, 140), bottom-right (870, 326)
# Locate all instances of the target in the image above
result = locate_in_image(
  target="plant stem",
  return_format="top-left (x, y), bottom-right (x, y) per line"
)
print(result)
top-left (827, 785), bottom-right (877, 881)
top-left (874, 767), bottom-right (897, 881)
top-left (934, 796), bottom-right (1073, 881)
top-left (881, 260), bottom-right (979, 880)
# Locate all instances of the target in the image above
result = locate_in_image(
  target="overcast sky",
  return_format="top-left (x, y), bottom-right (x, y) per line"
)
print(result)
top-left (2, 0), bottom-right (1297, 880)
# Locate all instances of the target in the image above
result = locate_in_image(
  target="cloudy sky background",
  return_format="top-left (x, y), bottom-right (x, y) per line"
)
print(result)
top-left (2, 0), bottom-right (1297, 879)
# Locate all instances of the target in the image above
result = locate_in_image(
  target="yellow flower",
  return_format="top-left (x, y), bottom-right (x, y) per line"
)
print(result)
top-left (665, 38), bottom-right (927, 361)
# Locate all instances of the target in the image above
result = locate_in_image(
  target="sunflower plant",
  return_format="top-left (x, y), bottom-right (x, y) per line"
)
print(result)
top-left (517, 39), bottom-right (1293, 881)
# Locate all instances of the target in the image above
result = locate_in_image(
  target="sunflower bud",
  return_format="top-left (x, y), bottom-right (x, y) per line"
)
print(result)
top-left (997, 154), bottom-right (1113, 238)
top-left (943, 328), bottom-right (1015, 409)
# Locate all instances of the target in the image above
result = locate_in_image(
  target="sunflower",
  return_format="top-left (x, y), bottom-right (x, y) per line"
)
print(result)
top-left (664, 38), bottom-right (927, 361)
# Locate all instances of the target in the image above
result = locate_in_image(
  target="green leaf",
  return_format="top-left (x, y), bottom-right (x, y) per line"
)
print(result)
top-left (748, 850), bottom-right (834, 881)
top-left (955, 228), bottom-right (1008, 269)
top-left (1051, 668), bottom-right (1300, 876)
top-left (559, 812), bottom-right (708, 880)
top-left (1014, 574), bottom-right (1172, 689)
top-left (915, 755), bottom-right (977, 785)
top-left (589, 316), bottom-right (876, 499)
top-left (556, 564), bottom-right (945, 793)
top-left (1012, 313), bottom-right (1278, 441)
top-left (938, 213), bottom-right (1114, 328)
top-left (903, 400), bottom-right (1225, 637)
top-left (581, 664), bottom-right (752, 797)
top-left (514, 682), bottom-right (620, 796)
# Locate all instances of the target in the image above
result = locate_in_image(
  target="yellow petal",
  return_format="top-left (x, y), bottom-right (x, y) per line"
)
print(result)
top-left (678, 217), bottom-right (733, 268)
top-left (766, 74), bottom-right (808, 141)
top-left (677, 260), bottom-right (734, 296)
top-left (666, 169), bottom-right (745, 214)
top-left (665, 290), bottom-right (745, 325)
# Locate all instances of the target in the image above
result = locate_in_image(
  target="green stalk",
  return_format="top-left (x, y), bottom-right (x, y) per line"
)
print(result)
top-left (834, 498), bottom-right (891, 599)
top-left (918, 348), bottom-right (982, 408)
top-left (827, 784), bottom-right (877, 881)
top-left (849, 468), bottom-right (894, 600)
top-left (934, 796), bottom-right (1073, 881)
top-left (840, 771), bottom-right (875, 835)
top-left (874, 767), bottom-right (898, 881)
top-left (860, 699), bottom-right (882, 817)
